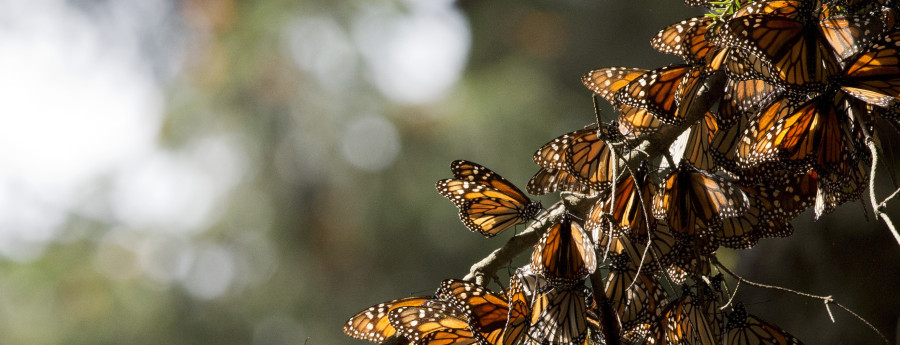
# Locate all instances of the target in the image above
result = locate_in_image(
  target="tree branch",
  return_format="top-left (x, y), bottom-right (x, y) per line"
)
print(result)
top-left (851, 109), bottom-right (900, 248)
top-left (464, 201), bottom-right (564, 285)
top-left (463, 193), bottom-right (599, 285)
top-left (868, 138), bottom-right (900, 247)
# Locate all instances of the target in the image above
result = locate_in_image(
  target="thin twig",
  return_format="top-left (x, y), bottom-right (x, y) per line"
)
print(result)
top-left (880, 186), bottom-right (900, 209)
top-left (713, 258), bottom-right (830, 300)
top-left (712, 258), bottom-right (890, 344)
top-left (721, 280), bottom-right (739, 310)
top-left (854, 112), bottom-right (900, 247)
top-left (825, 303), bottom-right (836, 323)
top-left (829, 301), bottom-right (888, 345)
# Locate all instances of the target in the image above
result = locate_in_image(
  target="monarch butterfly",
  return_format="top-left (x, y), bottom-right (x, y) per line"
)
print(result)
top-left (838, 30), bottom-right (900, 111)
top-left (709, 107), bottom-right (749, 175)
top-left (820, 13), bottom-right (885, 60)
top-left (832, 0), bottom-right (895, 15)
top-left (712, 184), bottom-right (795, 249)
top-left (696, 276), bottom-right (728, 342)
top-left (530, 126), bottom-right (606, 195)
top-left (389, 304), bottom-right (488, 345)
top-left (716, 78), bottom-right (780, 129)
top-left (768, 168), bottom-right (818, 220)
top-left (813, 154), bottom-right (870, 218)
top-left (725, 303), bottom-right (805, 345)
top-left (614, 65), bottom-right (704, 126)
top-left (674, 66), bottom-right (713, 126)
top-left (667, 112), bottom-right (720, 171)
top-left (713, 1), bottom-right (841, 87)
top-left (708, 105), bottom-right (795, 176)
top-left (730, 0), bottom-right (802, 19)
top-left (733, 166), bottom-right (818, 220)
top-left (435, 279), bottom-right (509, 343)
top-left (604, 257), bottom-right (670, 330)
top-left (344, 296), bottom-right (433, 343)
top-left (736, 93), bottom-right (864, 176)
top-left (585, 162), bottom-right (655, 239)
top-left (704, 0), bottom-right (792, 80)
top-left (437, 160), bottom-right (542, 237)
top-left (526, 167), bottom-right (593, 196)
top-left (513, 265), bottom-right (551, 299)
top-left (533, 127), bottom-right (596, 170)
top-left (530, 215), bottom-right (597, 283)
top-left (706, 45), bottom-right (780, 85)
top-left (618, 105), bottom-right (665, 139)
top-left (564, 129), bottom-right (617, 190)
top-left (600, 219), bottom-right (678, 275)
top-left (652, 16), bottom-right (717, 65)
top-left (582, 67), bottom-right (648, 105)
top-left (683, 0), bottom-right (712, 8)
top-left (659, 288), bottom-right (719, 345)
top-left (590, 168), bottom-right (676, 271)
top-left (652, 161), bottom-right (750, 236)
top-left (667, 232), bottom-right (715, 281)
top-left (529, 283), bottom-right (590, 345)
top-left (499, 271), bottom-right (531, 345)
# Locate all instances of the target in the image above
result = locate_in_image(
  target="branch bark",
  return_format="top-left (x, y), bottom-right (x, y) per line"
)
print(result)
top-left (866, 138), bottom-right (900, 247)
top-left (463, 193), bottom-right (598, 285)
top-left (850, 110), bottom-right (900, 248)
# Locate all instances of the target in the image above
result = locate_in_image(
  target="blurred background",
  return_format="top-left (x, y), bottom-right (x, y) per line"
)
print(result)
top-left (0, 0), bottom-right (897, 344)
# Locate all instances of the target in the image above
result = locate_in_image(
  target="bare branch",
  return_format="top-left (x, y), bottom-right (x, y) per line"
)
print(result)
top-left (713, 257), bottom-right (889, 344)
top-left (463, 200), bottom-right (561, 284)
top-left (880, 186), bottom-right (900, 209)
top-left (713, 257), bottom-right (831, 299)
top-left (721, 280), bottom-right (739, 310)
top-left (851, 108), bottom-right (900, 247)
top-left (589, 272), bottom-right (622, 345)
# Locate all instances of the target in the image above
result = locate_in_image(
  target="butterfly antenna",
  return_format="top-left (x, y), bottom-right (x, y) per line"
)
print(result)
top-left (493, 275), bottom-right (506, 290)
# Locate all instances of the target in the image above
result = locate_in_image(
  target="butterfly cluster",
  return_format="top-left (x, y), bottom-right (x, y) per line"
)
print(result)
top-left (345, 0), bottom-right (898, 343)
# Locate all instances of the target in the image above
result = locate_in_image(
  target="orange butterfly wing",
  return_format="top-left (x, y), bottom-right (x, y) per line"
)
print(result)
top-left (344, 296), bottom-right (432, 342)
top-left (437, 160), bottom-right (541, 237)
top-left (583, 68), bottom-right (648, 105)
top-left (531, 216), bottom-right (597, 283)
